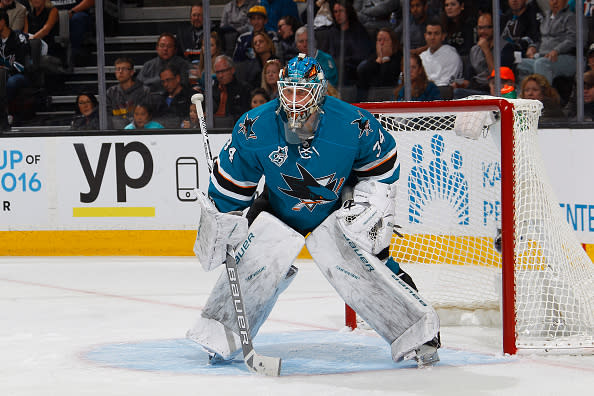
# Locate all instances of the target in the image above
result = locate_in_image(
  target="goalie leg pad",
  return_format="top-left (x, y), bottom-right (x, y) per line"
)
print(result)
top-left (187, 212), bottom-right (305, 360)
top-left (306, 214), bottom-right (439, 363)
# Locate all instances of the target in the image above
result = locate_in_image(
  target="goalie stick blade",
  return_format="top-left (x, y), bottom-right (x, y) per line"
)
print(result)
top-left (245, 350), bottom-right (282, 376)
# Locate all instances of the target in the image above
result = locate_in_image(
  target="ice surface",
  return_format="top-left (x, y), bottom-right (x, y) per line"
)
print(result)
top-left (1, 257), bottom-right (593, 395)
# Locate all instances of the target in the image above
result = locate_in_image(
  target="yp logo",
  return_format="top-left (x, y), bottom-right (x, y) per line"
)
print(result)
top-left (73, 142), bottom-right (154, 218)
top-left (407, 134), bottom-right (469, 225)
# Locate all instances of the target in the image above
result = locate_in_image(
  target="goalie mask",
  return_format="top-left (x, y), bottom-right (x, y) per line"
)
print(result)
top-left (278, 53), bottom-right (328, 142)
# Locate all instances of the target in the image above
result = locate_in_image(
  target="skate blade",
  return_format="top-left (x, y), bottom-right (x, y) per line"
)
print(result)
top-left (414, 344), bottom-right (440, 367)
top-left (207, 351), bottom-right (227, 365)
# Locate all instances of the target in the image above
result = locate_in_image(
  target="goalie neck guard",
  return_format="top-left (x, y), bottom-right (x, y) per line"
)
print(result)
top-left (278, 53), bottom-right (328, 139)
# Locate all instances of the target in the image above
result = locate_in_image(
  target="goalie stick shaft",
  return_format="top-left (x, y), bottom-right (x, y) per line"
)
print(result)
top-left (194, 95), bottom-right (214, 174)
top-left (191, 94), bottom-right (282, 376)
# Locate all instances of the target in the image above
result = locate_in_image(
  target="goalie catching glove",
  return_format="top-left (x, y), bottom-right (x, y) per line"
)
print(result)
top-left (193, 192), bottom-right (248, 271)
top-left (335, 180), bottom-right (396, 255)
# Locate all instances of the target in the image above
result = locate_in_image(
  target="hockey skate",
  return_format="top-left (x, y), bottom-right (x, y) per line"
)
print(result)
top-left (207, 351), bottom-right (226, 364)
top-left (401, 334), bottom-right (441, 368)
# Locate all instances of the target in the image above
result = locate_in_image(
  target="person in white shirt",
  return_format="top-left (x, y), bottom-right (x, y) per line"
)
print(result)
top-left (419, 18), bottom-right (462, 95)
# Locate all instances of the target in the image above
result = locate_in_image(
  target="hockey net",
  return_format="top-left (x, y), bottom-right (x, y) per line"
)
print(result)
top-left (349, 97), bottom-right (594, 354)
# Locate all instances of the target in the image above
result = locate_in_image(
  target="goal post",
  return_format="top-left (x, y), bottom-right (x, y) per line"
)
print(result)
top-left (348, 97), bottom-right (594, 355)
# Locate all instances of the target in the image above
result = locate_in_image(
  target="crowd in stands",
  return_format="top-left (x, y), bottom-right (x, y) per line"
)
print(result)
top-left (2, 0), bottom-right (594, 131)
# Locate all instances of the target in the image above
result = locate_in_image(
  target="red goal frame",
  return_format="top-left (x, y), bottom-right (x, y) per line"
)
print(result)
top-left (348, 99), bottom-right (519, 355)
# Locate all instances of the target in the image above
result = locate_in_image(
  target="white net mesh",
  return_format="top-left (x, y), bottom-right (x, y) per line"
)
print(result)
top-left (362, 97), bottom-right (594, 352)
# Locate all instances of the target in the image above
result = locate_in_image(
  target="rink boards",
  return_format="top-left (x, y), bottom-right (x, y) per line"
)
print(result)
top-left (1, 128), bottom-right (594, 260)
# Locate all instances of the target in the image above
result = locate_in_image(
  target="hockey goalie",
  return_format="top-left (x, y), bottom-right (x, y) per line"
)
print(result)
top-left (188, 54), bottom-right (441, 368)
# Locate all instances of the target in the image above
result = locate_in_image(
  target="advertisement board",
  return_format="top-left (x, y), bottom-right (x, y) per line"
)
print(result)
top-left (539, 129), bottom-right (594, 243)
top-left (0, 132), bottom-right (228, 231)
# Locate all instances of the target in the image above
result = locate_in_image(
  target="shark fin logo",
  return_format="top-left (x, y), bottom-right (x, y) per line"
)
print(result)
top-left (238, 114), bottom-right (259, 139)
top-left (351, 110), bottom-right (373, 138)
top-left (408, 134), bottom-right (469, 224)
top-left (279, 163), bottom-right (344, 211)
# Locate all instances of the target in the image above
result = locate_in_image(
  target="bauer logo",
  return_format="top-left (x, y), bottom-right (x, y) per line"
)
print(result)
top-left (407, 134), bottom-right (469, 225)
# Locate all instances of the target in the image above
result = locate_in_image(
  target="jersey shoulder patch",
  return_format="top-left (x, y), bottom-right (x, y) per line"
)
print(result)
top-left (233, 100), bottom-right (281, 148)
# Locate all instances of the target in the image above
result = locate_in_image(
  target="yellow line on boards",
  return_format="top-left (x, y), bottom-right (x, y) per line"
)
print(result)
top-left (0, 230), bottom-right (195, 256)
top-left (73, 207), bottom-right (156, 217)
top-left (1, 229), bottom-right (593, 263)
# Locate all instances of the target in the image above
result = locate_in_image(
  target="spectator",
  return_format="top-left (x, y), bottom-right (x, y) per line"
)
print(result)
top-left (106, 57), bottom-right (150, 129)
top-left (277, 15), bottom-right (300, 64)
top-left (177, 3), bottom-right (204, 62)
top-left (28, 0), bottom-right (60, 59)
top-left (354, 0), bottom-right (400, 38)
top-left (260, 0), bottom-right (300, 32)
top-left (194, 31), bottom-right (223, 87)
top-left (587, 43), bottom-right (594, 71)
top-left (441, 0), bottom-right (476, 57)
top-left (125, 102), bottom-right (165, 129)
top-left (516, 0), bottom-right (576, 85)
top-left (261, 58), bottom-right (281, 99)
top-left (294, 26), bottom-right (338, 88)
top-left (236, 31), bottom-right (278, 89)
top-left (356, 28), bottom-right (402, 101)
top-left (250, 87), bottom-right (270, 108)
top-left (500, 0), bottom-right (541, 68)
top-left (563, 70), bottom-right (594, 120)
top-left (71, 93), bottom-right (99, 130)
top-left (419, 18), bottom-right (462, 95)
top-left (1, 0), bottom-right (27, 31)
top-left (0, 8), bottom-right (29, 106)
top-left (233, 5), bottom-right (279, 63)
top-left (395, 0), bottom-right (430, 56)
top-left (453, 12), bottom-right (494, 98)
top-left (152, 63), bottom-right (194, 128)
top-left (137, 33), bottom-right (190, 93)
top-left (182, 102), bottom-right (199, 129)
top-left (519, 73), bottom-right (564, 119)
top-left (395, 52), bottom-right (441, 101)
top-left (488, 66), bottom-right (517, 98)
top-left (312, 0), bottom-right (334, 52)
top-left (212, 55), bottom-right (252, 122)
top-left (15, 0), bottom-right (30, 14)
top-left (51, 0), bottom-right (95, 66)
top-left (219, 0), bottom-right (258, 56)
top-left (328, 0), bottom-right (373, 86)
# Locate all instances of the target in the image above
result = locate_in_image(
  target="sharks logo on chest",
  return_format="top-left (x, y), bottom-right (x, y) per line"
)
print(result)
top-left (279, 163), bottom-right (344, 211)
top-left (238, 114), bottom-right (259, 139)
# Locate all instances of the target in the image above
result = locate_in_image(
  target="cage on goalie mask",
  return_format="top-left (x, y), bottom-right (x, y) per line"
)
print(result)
top-left (278, 53), bottom-right (328, 130)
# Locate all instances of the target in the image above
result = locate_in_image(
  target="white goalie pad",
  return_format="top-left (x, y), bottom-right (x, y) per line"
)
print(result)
top-left (193, 192), bottom-right (249, 271)
top-left (306, 214), bottom-right (439, 362)
top-left (335, 180), bottom-right (396, 254)
top-left (187, 212), bottom-right (305, 360)
top-left (454, 109), bottom-right (499, 140)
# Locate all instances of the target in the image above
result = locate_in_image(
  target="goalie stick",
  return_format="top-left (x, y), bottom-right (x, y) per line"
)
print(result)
top-left (191, 93), bottom-right (282, 377)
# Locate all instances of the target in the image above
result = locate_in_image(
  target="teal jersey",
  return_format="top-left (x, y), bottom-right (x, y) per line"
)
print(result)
top-left (208, 96), bottom-right (399, 233)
